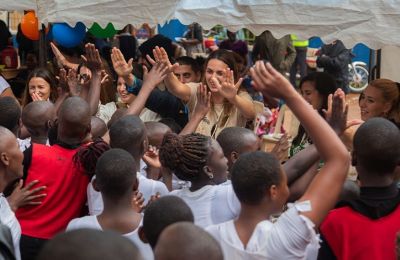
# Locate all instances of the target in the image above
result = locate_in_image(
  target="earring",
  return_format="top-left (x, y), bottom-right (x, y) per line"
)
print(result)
top-left (207, 173), bottom-right (214, 179)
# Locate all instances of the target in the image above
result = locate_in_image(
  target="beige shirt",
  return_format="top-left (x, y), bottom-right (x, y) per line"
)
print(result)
top-left (96, 102), bottom-right (161, 124)
top-left (186, 82), bottom-right (254, 137)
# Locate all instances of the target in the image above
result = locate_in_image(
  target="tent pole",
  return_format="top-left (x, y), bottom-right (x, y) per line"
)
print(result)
top-left (38, 24), bottom-right (47, 67)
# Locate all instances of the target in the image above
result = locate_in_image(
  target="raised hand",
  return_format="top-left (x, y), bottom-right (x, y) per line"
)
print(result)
top-left (271, 133), bottom-right (291, 162)
top-left (327, 89), bottom-right (349, 135)
top-left (7, 179), bottom-right (47, 212)
top-left (131, 191), bottom-right (145, 213)
top-left (50, 42), bottom-right (78, 70)
top-left (323, 88), bottom-right (346, 122)
top-left (143, 145), bottom-right (161, 169)
top-left (111, 47), bottom-right (133, 78)
top-left (100, 70), bottom-right (110, 85)
top-left (81, 43), bottom-right (102, 72)
top-left (250, 61), bottom-right (294, 99)
top-left (193, 83), bottom-right (211, 118)
top-left (210, 68), bottom-right (243, 101)
top-left (149, 46), bottom-right (179, 73)
top-left (66, 69), bottom-right (81, 96)
top-left (142, 61), bottom-right (169, 89)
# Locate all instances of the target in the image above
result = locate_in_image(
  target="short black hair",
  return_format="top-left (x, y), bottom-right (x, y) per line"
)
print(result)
top-left (57, 97), bottom-right (91, 143)
top-left (90, 116), bottom-right (107, 139)
top-left (37, 229), bottom-right (141, 260)
top-left (109, 115), bottom-right (146, 158)
top-left (143, 196), bottom-right (194, 248)
top-left (231, 151), bottom-right (282, 205)
top-left (216, 127), bottom-right (257, 157)
top-left (176, 56), bottom-right (201, 74)
top-left (354, 118), bottom-right (400, 174)
top-left (138, 34), bottom-right (174, 62)
top-left (0, 96), bottom-right (21, 135)
top-left (154, 222), bottom-right (223, 260)
top-left (95, 148), bottom-right (137, 199)
top-left (22, 101), bottom-right (54, 136)
top-left (159, 118), bottom-right (182, 134)
top-left (107, 108), bottom-right (127, 129)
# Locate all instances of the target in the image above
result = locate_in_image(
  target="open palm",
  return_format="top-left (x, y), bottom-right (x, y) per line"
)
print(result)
top-left (111, 47), bottom-right (133, 77)
top-left (210, 68), bottom-right (242, 100)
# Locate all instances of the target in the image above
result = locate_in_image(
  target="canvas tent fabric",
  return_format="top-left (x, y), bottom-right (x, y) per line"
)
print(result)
top-left (1, 0), bottom-right (400, 49)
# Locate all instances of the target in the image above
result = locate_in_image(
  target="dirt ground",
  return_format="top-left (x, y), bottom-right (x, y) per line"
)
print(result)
top-left (347, 93), bottom-right (361, 121)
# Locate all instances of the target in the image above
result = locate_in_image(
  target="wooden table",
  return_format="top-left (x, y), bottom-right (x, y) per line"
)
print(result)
top-left (0, 67), bottom-right (27, 80)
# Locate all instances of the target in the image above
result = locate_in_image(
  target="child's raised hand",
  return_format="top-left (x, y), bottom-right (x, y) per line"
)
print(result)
top-left (143, 145), bottom-right (161, 169)
top-left (147, 192), bottom-right (161, 206)
top-left (131, 191), bottom-right (145, 213)
top-left (50, 42), bottom-right (70, 69)
top-left (66, 69), bottom-right (80, 97)
top-left (250, 61), bottom-right (295, 100)
top-left (323, 88), bottom-right (346, 122)
top-left (81, 43), bottom-right (102, 72)
top-left (111, 47), bottom-right (133, 78)
top-left (148, 46), bottom-right (179, 73)
top-left (271, 133), bottom-right (291, 162)
top-left (142, 61), bottom-right (169, 90)
top-left (193, 83), bottom-right (211, 118)
top-left (100, 70), bottom-right (110, 85)
top-left (210, 68), bottom-right (242, 101)
top-left (327, 89), bottom-right (349, 135)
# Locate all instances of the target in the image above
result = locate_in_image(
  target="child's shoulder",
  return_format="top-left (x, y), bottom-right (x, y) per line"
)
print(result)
top-left (67, 215), bottom-right (98, 231)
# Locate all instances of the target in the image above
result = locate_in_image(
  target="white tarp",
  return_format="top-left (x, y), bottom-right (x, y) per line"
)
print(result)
top-left (0, 1), bottom-right (37, 11)
top-left (1, 0), bottom-right (400, 49)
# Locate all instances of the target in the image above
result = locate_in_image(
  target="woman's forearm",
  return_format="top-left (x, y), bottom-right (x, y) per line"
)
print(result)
top-left (228, 94), bottom-right (256, 119)
top-left (164, 72), bottom-right (192, 103)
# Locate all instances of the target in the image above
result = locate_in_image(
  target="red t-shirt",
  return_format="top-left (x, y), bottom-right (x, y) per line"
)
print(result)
top-left (321, 205), bottom-right (400, 260)
top-left (16, 144), bottom-right (89, 239)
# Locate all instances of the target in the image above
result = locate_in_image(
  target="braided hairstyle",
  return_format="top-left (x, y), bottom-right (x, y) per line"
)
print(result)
top-left (159, 133), bottom-right (211, 182)
top-left (73, 138), bottom-right (111, 178)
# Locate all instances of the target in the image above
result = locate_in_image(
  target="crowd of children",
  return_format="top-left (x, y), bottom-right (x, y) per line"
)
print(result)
top-left (0, 31), bottom-right (399, 260)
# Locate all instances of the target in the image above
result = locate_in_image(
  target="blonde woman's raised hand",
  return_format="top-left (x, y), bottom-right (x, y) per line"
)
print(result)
top-left (111, 47), bottom-right (133, 78)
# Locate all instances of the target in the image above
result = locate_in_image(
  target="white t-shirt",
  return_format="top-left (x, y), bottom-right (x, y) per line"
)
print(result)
top-left (17, 138), bottom-right (31, 152)
top-left (206, 201), bottom-right (320, 260)
top-left (0, 194), bottom-right (21, 260)
top-left (97, 102), bottom-right (161, 125)
top-left (87, 172), bottom-right (169, 216)
top-left (143, 159), bottom-right (191, 191)
top-left (169, 184), bottom-right (240, 228)
top-left (67, 215), bottom-right (153, 259)
top-left (0, 76), bottom-right (10, 95)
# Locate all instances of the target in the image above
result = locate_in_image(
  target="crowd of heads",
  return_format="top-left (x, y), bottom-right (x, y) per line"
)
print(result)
top-left (0, 26), bottom-right (399, 260)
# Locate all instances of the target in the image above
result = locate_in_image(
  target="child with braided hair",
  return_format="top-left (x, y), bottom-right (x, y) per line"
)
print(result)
top-left (159, 132), bottom-right (240, 228)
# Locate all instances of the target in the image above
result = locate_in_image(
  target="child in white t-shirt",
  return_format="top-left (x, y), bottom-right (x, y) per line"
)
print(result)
top-left (0, 76), bottom-right (14, 98)
top-left (160, 133), bottom-right (240, 228)
top-left (205, 61), bottom-right (350, 259)
top-left (67, 149), bottom-right (153, 259)
top-left (88, 115), bottom-right (169, 215)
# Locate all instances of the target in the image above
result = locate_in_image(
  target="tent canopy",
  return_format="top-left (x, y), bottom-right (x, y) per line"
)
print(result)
top-left (1, 0), bottom-right (400, 49)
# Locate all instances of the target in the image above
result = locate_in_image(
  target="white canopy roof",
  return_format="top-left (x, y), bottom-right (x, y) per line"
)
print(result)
top-left (1, 0), bottom-right (399, 49)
